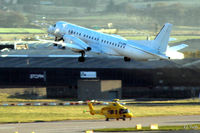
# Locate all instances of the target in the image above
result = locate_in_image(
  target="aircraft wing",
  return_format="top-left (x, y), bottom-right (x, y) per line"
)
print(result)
top-left (127, 41), bottom-right (169, 60)
top-left (168, 44), bottom-right (188, 51)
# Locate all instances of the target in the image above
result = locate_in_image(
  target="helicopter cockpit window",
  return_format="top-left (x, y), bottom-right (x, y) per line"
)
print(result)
top-left (119, 109), bottom-right (130, 114)
top-left (115, 110), bottom-right (117, 114)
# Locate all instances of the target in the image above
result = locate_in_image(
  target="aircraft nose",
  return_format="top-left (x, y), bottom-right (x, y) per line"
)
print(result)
top-left (128, 113), bottom-right (133, 118)
top-left (48, 25), bottom-right (54, 34)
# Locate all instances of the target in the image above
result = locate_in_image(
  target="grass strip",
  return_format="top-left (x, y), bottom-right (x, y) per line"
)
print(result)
top-left (94, 124), bottom-right (200, 132)
top-left (1, 105), bottom-right (200, 123)
top-left (0, 28), bottom-right (46, 34)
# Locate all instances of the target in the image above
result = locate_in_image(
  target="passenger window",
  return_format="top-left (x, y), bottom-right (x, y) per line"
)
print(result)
top-left (119, 109), bottom-right (123, 114)
top-left (104, 40), bottom-right (106, 43)
top-left (112, 43), bottom-right (114, 45)
top-left (97, 38), bottom-right (99, 41)
top-left (79, 33), bottom-right (81, 36)
top-left (110, 110), bottom-right (114, 114)
top-left (110, 42), bottom-right (112, 45)
top-left (83, 35), bottom-right (85, 37)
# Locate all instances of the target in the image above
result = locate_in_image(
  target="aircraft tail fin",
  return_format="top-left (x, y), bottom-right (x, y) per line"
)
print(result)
top-left (152, 23), bottom-right (172, 54)
top-left (88, 102), bottom-right (95, 115)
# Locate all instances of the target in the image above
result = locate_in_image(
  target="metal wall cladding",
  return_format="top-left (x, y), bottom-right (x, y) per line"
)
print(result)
top-left (0, 68), bottom-right (200, 87)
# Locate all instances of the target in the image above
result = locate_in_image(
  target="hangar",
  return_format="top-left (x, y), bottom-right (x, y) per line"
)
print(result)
top-left (0, 57), bottom-right (200, 100)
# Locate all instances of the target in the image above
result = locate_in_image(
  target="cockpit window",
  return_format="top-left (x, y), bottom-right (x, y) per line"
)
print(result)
top-left (53, 24), bottom-right (56, 27)
top-left (119, 109), bottom-right (130, 114)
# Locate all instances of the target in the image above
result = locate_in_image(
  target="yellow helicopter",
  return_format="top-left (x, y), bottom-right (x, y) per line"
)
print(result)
top-left (88, 99), bottom-right (133, 121)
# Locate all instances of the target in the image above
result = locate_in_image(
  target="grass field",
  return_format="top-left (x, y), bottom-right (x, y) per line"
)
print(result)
top-left (1, 93), bottom-right (200, 123)
top-left (1, 105), bottom-right (200, 123)
top-left (0, 28), bottom-right (46, 34)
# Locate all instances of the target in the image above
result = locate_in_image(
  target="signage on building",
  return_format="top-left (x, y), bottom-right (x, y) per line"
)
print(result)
top-left (30, 74), bottom-right (45, 79)
top-left (29, 71), bottom-right (46, 81)
top-left (80, 71), bottom-right (96, 78)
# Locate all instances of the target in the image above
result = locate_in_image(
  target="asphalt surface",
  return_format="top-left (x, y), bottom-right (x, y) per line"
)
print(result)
top-left (0, 115), bottom-right (200, 133)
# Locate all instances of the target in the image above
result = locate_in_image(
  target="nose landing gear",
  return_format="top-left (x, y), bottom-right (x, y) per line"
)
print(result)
top-left (78, 51), bottom-right (85, 62)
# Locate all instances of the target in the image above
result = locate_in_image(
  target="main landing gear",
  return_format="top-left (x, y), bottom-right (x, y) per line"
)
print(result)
top-left (78, 47), bottom-right (91, 62)
top-left (78, 51), bottom-right (85, 62)
top-left (124, 57), bottom-right (131, 62)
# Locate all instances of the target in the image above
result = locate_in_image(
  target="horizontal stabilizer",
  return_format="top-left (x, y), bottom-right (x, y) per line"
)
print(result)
top-left (168, 44), bottom-right (188, 51)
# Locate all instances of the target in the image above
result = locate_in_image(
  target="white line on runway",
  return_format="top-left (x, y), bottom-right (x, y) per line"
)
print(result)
top-left (0, 55), bottom-right (88, 57)
top-left (182, 59), bottom-right (200, 67)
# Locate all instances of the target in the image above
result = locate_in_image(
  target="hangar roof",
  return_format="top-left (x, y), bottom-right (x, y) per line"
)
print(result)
top-left (0, 49), bottom-right (199, 69)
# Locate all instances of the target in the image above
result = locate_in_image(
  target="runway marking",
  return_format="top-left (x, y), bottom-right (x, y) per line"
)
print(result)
top-left (182, 59), bottom-right (200, 67)
top-left (0, 55), bottom-right (88, 58)
top-left (0, 127), bottom-right (15, 129)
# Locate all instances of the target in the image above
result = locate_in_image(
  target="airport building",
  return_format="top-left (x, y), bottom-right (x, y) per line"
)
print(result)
top-left (0, 57), bottom-right (200, 100)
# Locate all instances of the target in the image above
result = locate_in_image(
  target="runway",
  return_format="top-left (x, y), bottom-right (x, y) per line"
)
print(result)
top-left (0, 115), bottom-right (200, 133)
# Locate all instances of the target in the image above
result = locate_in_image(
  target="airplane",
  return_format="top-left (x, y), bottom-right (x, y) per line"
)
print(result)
top-left (88, 99), bottom-right (133, 121)
top-left (46, 21), bottom-right (172, 62)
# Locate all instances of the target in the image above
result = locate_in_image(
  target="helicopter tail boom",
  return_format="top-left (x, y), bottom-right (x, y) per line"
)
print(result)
top-left (88, 102), bottom-right (95, 115)
top-left (88, 102), bottom-right (102, 115)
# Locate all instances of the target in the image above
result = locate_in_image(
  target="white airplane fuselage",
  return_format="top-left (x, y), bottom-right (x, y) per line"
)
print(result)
top-left (48, 21), bottom-right (172, 61)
